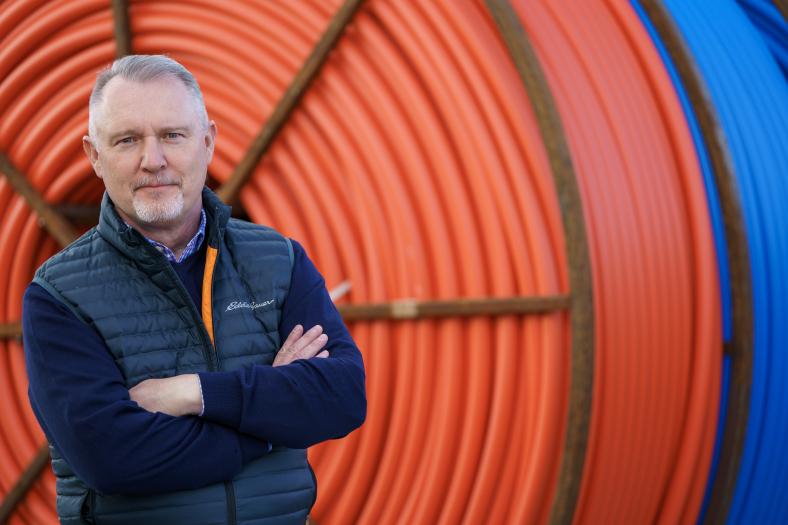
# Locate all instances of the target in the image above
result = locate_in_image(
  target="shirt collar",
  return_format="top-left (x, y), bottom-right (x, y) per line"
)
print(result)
top-left (132, 208), bottom-right (207, 264)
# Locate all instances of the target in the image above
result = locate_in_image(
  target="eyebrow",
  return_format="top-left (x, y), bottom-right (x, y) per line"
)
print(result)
top-left (160, 126), bottom-right (192, 134)
top-left (107, 126), bottom-right (192, 143)
top-left (107, 129), bottom-right (141, 143)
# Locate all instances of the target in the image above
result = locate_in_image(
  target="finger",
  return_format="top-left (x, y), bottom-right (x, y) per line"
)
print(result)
top-left (291, 325), bottom-right (323, 353)
top-left (281, 324), bottom-right (304, 353)
top-left (297, 333), bottom-right (328, 360)
top-left (315, 350), bottom-right (329, 359)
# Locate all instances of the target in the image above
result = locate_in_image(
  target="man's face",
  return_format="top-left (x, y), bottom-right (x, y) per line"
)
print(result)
top-left (83, 75), bottom-right (216, 228)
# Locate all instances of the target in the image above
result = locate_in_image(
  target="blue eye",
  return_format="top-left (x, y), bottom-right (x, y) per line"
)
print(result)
top-left (165, 132), bottom-right (183, 139)
top-left (117, 137), bottom-right (135, 145)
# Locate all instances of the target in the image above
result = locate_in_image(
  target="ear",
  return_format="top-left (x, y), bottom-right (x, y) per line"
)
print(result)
top-left (204, 121), bottom-right (217, 163)
top-left (82, 136), bottom-right (103, 179)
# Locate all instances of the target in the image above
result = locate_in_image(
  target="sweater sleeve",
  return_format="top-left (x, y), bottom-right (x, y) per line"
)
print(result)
top-left (23, 283), bottom-right (269, 496)
top-left (198, 240), bottom-right (367, 448)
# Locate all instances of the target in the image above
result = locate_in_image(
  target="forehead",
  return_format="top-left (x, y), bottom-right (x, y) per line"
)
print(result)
top-left (94, 76), bottom-right (201, 133)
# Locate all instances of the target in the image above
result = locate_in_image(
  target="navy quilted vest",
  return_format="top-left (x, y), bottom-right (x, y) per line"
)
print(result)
top-left (34, 188), bottom-right (315, 525)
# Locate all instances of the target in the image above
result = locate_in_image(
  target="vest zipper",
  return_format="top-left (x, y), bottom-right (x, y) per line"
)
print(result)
top-left (81, 488), bottom-right (97, 524)
top-left (224, 481), bottom-right (237, 525)
top-left (160, 263), bottom-right (218, 371)
top-left (204, 246), bottom-right (237, 525)
top-left (162, 258), bottom-right (237, 525)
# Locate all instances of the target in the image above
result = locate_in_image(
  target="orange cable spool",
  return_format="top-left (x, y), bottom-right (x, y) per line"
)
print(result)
top-left (514, 1), bottom-right (721, 523)
top-left (0, 1), bottom-right (574, 524)
top-left (0, 0), bottom-right (726, 524)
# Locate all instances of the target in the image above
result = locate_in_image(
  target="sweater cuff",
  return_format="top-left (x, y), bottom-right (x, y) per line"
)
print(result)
top-left (196, 375), bottom-right (205, 416)
top-left (197, 371), bottom-right (243, 429)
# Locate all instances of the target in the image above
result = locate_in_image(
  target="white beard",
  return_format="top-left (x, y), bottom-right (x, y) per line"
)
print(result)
top-left (133, 191), bottom-right (184, 223)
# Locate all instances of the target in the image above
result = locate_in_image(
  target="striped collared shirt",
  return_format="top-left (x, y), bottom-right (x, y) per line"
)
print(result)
top-left (140, 209), bottom-right (207, 263)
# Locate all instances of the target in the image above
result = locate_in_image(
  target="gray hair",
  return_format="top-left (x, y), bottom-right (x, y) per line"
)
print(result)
top-left (88, 54), bottom-right (209, 138)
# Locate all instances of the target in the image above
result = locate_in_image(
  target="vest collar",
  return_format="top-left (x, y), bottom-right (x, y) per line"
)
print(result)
top-left (201, 186), bottom-right (231, 247)
top-left (97, 186), bottom-right (231, 263)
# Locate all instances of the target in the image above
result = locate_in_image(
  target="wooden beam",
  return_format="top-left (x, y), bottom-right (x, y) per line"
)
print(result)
top-left (216, 0), bottom-right (367, 204)
top-left (1, 294), bottom-right (569, 341)
top-left (0, 152), bottom-right (79, 248)
top-left (55, 204), bottom-right (100, 226)
top-left (111, 0), bottom-right (132, 58)
top-left (0, 323), bottom-right (22, 339)
top-left (484, 2), bottom-right (595, 524)
top-left (338, 295), bottom-right (570, 321)
top-left (0, 445), bottom-right (50, 524)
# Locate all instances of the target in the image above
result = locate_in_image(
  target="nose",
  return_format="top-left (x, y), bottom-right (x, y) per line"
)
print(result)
top-left (140, 137), bottom-right (166, 173)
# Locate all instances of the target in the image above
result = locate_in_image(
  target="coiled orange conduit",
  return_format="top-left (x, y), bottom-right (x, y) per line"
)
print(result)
top-left (0, 1), bottom-right (737, 524)
top-left (514, 1), bottom-right (721, 524)
top-left (1, 1), bottom-right (573, 524)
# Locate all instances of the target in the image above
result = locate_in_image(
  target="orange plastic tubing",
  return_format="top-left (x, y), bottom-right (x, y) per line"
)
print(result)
top-left (0, 1), bottom-right (725, 524)
top-left (1, 1), bottom-right (572, 524)
top-left (514, 1), bottom-right (722, 524)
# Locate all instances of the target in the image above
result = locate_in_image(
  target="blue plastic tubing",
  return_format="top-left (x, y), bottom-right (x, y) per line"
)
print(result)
top-left (657, 0), bottom-right (788, 522)
top-left (737, 0), bottom-right (788, 77)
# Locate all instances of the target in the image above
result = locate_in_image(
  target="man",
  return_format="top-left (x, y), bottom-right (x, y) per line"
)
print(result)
top-left (22, 55), bottom-right (366, 525)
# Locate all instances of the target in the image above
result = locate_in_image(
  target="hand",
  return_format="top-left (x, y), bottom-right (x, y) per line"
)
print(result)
top-left (273, 324), bottom-right (329, 367)
top-left (129, 374), bottom-right (202, 417)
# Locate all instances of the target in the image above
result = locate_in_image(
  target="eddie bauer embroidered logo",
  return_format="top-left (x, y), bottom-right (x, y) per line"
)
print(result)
top-left (225, 299), bottom-right (275, 312)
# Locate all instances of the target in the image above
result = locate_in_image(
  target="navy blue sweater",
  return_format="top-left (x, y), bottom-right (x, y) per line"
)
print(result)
top-left (23, 239), bottom-right (365, 495)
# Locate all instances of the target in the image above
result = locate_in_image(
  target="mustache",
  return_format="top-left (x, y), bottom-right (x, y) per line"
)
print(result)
top-left (133, 177), bottom-right (180, 190)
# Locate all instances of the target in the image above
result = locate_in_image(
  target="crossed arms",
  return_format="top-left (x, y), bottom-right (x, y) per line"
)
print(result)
top-left (23, 241), bottom-right (366, 495)
top-left (129, 323), bottom-right (331, 417)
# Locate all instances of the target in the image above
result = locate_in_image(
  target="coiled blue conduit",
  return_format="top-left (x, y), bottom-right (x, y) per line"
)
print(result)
top-left (658, 0), bottom-right (788, 522)
top-left (737, 0), bottom-right (788, 77)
